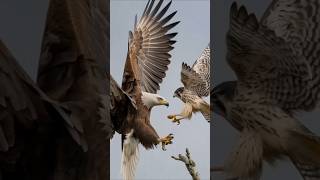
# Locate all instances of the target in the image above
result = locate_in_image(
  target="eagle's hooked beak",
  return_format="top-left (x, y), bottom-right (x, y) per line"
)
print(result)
top-left (159, 99), bottom-right (169, 107)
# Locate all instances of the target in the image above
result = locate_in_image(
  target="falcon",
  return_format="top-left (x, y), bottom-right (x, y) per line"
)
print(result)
top-left (117, 1), bottom-right (179, 180)
top-left (168, 45), bottom-right (210, 125)
top-left (212, 1), bottom-right (320, 179)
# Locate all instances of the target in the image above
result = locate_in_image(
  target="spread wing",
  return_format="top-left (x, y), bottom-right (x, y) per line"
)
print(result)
top-left (0, 39), bottom-right (78, 152)
top-left (37, 0), bottom-right (110, 152)
top-left (227, 3), bottom-right (313, 110)
top-left (122, 0), bottom-right (179, 94)
top-left (181, 45), bottom-right (210, 97)
top-left (261, 0), bottom-right (320, 110)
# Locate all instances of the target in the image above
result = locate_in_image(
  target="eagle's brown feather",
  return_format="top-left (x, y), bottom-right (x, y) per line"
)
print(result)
top-left (121, 0), bottom-right (178, 148)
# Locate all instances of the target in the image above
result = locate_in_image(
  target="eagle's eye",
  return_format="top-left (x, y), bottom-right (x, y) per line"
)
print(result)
top-left (157, 97), bottom-right (163, 101)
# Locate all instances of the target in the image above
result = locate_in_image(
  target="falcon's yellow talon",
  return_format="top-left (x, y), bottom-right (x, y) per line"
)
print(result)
top-left (167, 115), bottom-right (181, 125)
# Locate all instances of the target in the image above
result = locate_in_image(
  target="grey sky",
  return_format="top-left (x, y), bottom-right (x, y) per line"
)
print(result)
top-left (212, 1), bottom-right (320, 180)
top-left (0, 0), bottom-right (49, 80)
top-left (110, 0), bottom-right (209, 179)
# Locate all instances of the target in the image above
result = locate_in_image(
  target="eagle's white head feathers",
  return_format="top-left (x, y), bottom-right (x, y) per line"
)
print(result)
top-left (141, 91), bottom-right (169, 109)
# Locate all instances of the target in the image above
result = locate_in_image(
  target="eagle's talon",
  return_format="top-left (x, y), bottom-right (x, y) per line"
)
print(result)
top-left (159, 134), bottom-right (174, 151)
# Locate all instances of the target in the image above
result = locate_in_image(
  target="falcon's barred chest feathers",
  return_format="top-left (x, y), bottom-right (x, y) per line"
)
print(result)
top-left (212, 1), bottom-right (320, 180)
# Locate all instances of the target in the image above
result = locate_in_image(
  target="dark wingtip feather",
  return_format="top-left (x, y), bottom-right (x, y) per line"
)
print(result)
top-left (163, 21), bottom-right (180, 32)
top-left (159, 11), bottom-right (178, 26)
top-left (169, 40), bottom-right (177, 45)
top-left (168, 32), bottom-right (178, 38)
top-left (150, 0), bottom-right (164, 17)
top-left (238, 5), bottom-right (249, 22)
top-left (246, 13), bottom-right (259, 30)
top-left (155, 0), bottom-right (173, 21)
top-left (145, 0), bottom-right (155, 16)
top-left (142, 0), bottom-right (151, 17)
top-left (230, 2), bottom-right (238, 18)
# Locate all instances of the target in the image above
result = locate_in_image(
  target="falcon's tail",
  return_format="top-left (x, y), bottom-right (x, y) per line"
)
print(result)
top-left (121, 130), bottom-right (139, 180)
top-left (291, 159), bottom-right (320, 180)
top-left (200, 101), bottom-right (210, 122)
top-left (288, 130), bottom-right (320, 179)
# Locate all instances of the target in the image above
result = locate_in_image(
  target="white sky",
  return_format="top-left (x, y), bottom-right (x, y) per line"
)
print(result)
top-left (110, 0), bottom-right (210, 179)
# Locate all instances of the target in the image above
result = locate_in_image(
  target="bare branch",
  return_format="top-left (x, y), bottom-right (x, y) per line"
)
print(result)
top-left (171, 148), bottom-right (200, 180)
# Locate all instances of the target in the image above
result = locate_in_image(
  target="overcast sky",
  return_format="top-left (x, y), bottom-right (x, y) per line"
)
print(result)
top-left (110, 0), bottom-right (209, 179)
top-left (212, 1), bottom-right (320, 180)
top-left (0, 0), bottom-right (49, 80)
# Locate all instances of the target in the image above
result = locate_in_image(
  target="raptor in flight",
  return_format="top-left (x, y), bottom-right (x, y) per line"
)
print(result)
top-left (117, 0), bottom-right (179, 180)
top-left (212, 1), bottom-right (320, 179)
top-left (168, 45), bottom-right (210, 125)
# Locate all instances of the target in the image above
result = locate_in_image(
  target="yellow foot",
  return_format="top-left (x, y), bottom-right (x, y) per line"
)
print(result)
top-left (159, 133), bottom-right (174, 151)
top-left (167, 115), bottom-right (181, 125)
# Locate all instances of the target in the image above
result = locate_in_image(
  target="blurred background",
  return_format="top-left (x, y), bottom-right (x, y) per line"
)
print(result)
top-left (212, 0), bottom-right (320, 179)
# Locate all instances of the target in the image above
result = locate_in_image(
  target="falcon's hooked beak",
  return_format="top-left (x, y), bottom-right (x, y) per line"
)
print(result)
top-left (159, 99), bottom-right (169, 107)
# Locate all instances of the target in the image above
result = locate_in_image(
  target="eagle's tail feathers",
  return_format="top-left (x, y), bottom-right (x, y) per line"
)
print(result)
top-left (121, 130), bottom-right (139, 180)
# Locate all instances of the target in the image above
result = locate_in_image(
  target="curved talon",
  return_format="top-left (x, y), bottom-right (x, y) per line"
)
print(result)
top-left (160, 134), bottom-right (174, 151)
top-left (167, 115), bottom-right (181, 125)
top-left (173, 118), bottom-right (180, 125)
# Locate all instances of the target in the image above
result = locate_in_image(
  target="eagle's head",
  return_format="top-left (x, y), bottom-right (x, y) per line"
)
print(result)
top-left (211, 81), bottom-right (237, 118)
top-left (141, 91), bottom-right (169, 109)
top-left (173, 87), bottom-right (184, 99)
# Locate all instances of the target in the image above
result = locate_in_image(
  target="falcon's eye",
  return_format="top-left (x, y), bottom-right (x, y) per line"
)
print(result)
top-left (157, 97), bottom-right (163, 101)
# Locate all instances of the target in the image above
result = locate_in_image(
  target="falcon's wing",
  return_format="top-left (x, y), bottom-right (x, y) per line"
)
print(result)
top-left (259, 0), bottom-right (320, 110)
top-left (122, 0), bottom-right (179, 94)
top-left (181, 45), bottom-right (210, 97)
top-left (227, 3), bottom-right (313, 110)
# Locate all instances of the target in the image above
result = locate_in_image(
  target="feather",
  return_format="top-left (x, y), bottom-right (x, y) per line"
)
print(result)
top-left (124, 0), bottom-right (178, 94)
top-left (121, 130), bottom-right (140, 180)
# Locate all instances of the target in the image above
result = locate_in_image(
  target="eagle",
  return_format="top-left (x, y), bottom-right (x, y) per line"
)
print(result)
top-left (168, 45), bottom-right (210, 125)
top-left (117, 0), bottom-right (179, 179)
top-left (212, 1), bottom-right (320, 179)
top-left (0, 39), bottom-right (86, 178)
top-left (0, 0), bottom-right (110, 179)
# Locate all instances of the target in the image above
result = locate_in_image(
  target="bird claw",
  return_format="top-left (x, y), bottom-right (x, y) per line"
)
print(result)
top-left (160, 133), bottom-right (174, 151)
top-left (167, 115), bottom-right (181, 125)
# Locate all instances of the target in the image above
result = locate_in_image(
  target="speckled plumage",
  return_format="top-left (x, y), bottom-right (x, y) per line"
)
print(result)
top-left (171, 45), bottom-right (210, 123)
top-left (212, 1), bottom-right (320, 179)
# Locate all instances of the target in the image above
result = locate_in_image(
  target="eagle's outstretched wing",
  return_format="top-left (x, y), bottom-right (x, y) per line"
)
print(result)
top-left (122, 0), bottom-right (179, 95)
top-left (181, 45), bottom-right (210, 97)
top-left (0, 39), bottom-right (81, 152)
top-left (227, 3), bottom-right (314, 110)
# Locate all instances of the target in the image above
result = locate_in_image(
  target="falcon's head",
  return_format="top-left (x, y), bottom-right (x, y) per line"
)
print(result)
top-left (211, 81), bottom-right (237, 117)
top-left (173, 87), bottom-right (184, 99)
top-left (141, 92), bottom-right (169, 109)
